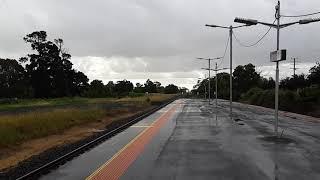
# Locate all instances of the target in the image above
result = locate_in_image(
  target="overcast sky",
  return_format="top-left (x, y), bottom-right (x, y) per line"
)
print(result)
top-left (0, 0), bottom-right (319, 89)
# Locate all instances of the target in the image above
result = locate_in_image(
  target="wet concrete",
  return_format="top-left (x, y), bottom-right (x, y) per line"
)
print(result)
top-left (39, 99), bottom-right (320, 180)
top-left (122, 99), bottom-right (320, 180)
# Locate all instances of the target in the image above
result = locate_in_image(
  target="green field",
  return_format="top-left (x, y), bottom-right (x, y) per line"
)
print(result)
top-left (0, 94), bottom-right (176, 147)
top-left (0, 97), bottom-right (114, 111)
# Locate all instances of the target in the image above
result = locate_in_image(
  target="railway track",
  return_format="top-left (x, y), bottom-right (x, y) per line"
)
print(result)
top-left (13, 97), bottom-right (178, 180)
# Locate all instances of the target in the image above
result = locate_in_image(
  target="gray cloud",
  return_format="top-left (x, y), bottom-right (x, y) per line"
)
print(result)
top-left (0, 0), bottom-right (319, 89)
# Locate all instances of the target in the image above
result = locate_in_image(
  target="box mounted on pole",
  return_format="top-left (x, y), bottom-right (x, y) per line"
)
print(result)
top-left (270, 49), bottom-right (287, 62)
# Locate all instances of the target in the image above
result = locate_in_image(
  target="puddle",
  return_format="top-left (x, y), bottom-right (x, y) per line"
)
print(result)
top-left (259, 136), bottom-right (296, 144)
top-left (234, 118), bottom-right (243, 122)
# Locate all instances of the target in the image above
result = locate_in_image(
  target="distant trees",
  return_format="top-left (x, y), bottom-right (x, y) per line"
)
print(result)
top-left (193, 62), bottom-right (320, 101)
top-left (132, 79), bottom-right (166, 94)
top-left (280, 74), bottom-right (309, 90)
top-left (114, 80), bottom-right (134, 96)
top-left (144, 79), bottom-right (157, 93)
top-left (105, 81), bottom-right (115, 96)
top-left (0, 30), bottom-right (182, 99)
top-left (164, 84), bottom-right (179, 94)
top-left (279, 63), bottom-right (320, 90)
top-left (308, 62), bottom-right (320, 85)
top-left (83, 79), bottom-right (181, 98)
top-left (260, 77), bottom-right (275, 90)
top-left (133, 83), bottom-right (144, 93)
top-left (84, 80), bottom-right (107, 98)
top-left (192, 62), bottom-right (320, 116)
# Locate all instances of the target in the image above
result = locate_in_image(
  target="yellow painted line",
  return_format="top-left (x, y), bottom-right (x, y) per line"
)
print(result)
top-left (86, 127), bottom-right (149, 180)
top-left (86, 105), bottom-right (174, 180)
top-left (131, 125), bottom-right (153, 128)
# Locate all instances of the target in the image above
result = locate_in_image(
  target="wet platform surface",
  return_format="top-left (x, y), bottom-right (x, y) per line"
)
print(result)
top-left (40, 99), bottom-right (320, 180)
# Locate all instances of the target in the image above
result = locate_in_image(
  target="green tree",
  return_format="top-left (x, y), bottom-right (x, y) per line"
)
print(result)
top-left (216, 72), bottom-right (230, 99)
top-left (114, 80), bottom-right (133, 96)
top-left (0, 58), bottom-right (30, 98)
top-left (21, 31), bottom-right (89, 97)
top-left (154, 81), bottom-right (164, 93)
top-left (144, 79), bottom-right (157, 93)
top-left (233, 63), bottom-right (261, 100)
top-left (164, 84), bottom-right (179, 94)
top-left (133, 82), bottom-right (145, 93)
top-left (259, 77), bottom-right (275, 89)
top-left (308, 62), bottom-right (320, 86)
top-left (280, 74), bottom-right (309, 90)
top-left (84, 80), bottom-right (107, 98)
top-left (105, 81), bottom-right (115, 96)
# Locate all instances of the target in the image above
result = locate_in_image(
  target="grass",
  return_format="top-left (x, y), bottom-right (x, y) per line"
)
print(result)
top-left (0, 94), bottom-right (177, 147)
top-left (0, 108), bottom-right (106, 147)
top-left (0, 97), bottom-right (115, 111)
top-left (115, 93), bottom-right (176, 104)
top-left (0, 94), bottom-right (176, 111)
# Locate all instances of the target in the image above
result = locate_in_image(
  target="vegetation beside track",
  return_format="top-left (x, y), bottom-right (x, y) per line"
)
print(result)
top-left (0, 94), bottom-right (176, 148)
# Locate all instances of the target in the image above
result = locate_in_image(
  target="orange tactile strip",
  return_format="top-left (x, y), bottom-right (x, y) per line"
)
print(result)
top-left (87, 103), bottom-right (178, 180)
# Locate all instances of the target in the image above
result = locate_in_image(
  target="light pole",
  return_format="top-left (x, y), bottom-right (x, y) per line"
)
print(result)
top-left (198, 57), bottom-right (222, 104)
top-left (202, 63), bottom-right (227, 109)
top-left (205, 24), bottom-right (251, 119)
top-left (234, 0), bottom-right (320, 137)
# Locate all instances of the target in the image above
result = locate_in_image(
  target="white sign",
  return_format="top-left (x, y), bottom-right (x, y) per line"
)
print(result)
top-left (270, 49), bottom-right (287, 62)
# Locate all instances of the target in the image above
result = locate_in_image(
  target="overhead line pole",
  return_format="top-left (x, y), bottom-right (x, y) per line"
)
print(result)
top-left (202, 64), bottom-right (227, 109)
top-left (275, 1), bottom-right (280, 136)
top-left (215, 63), bottom-right (218, 109)
top-left (204, 75), bottom-right (207, 99)
top-left (291, 57), bottom-right (298, 76)
top-left (234, 0), bottom-right (320, 137)
top-left (198, 57), bottom-right (222, 104)
top-left (229, 26), bottom-right (233, 118)
top-left (209, 60), bottom-right (211, 104)
top-left (205, 24), bottom-right (251, 119)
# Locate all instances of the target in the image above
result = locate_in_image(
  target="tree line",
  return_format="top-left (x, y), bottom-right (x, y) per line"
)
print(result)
top-left (0, 31), bottom-right (183, 99)
top-left (84, 79), bottom-right (184, 98)
top-left (192, 62), bottom-right (320, 116)
top-left (193, 63), bottom-right (320, 100)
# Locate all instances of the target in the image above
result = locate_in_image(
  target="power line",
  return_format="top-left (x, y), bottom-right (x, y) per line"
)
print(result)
top-left (232, 19), bottom-right (276, 48)
top-left (281, 11), bottom-right (320, 18)
top-left (217, 34), bottom-right (229, 69)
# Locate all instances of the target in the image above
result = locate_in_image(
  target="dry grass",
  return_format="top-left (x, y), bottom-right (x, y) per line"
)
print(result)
top-left (0, 93), bottom-right (176, 170)
top-left (0, 94), bottom-right (176, 147)
top-left (0, 108), bottom-right (106, 147)
top-left (0, 108), bottom-right (149, 171)
top-left (115, 93), bottom-right (176, 104)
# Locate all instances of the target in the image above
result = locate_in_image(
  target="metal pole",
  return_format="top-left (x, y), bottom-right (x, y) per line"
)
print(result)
top-left (275, 0), bottom-right (280, 137)
top-left (208, 59), bottom-right (211, 104)
top-left (229, 26), bottom-right (233, 119)
top-left (215, 62), bottom-right (218, 109)
top-left (293, 58), bottom-right (296, 76)
top-left (204, 74), bottom-right (207, 100)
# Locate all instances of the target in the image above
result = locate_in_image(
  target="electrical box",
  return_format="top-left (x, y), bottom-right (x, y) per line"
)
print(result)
top-left (270, 49), bottom-right (286, 62)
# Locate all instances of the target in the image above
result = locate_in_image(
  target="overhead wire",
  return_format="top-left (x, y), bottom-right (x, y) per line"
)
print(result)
top-left (232, 19), bottom-right (276, 48)
top-left (281, 11), bottom-right (320, 18)
top-left (217, 34), bottom-right (229, 69)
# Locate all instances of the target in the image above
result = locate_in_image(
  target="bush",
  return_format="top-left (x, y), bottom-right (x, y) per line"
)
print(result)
top-left (240, 86), bottom-right (319, 116)
top-left (128, 92), bottom-right (145, 98)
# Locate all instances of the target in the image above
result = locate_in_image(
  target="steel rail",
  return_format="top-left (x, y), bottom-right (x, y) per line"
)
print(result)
top-left (15, 97), bottom-right (179, 180)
